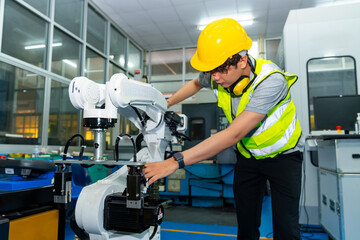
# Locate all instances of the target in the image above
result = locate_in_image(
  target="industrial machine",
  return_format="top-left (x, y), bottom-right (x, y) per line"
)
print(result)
top-left (282, 2), bottom-right (360, 227)
top-left (54, 73), bottom-right (188, 240)
top-left (317, 136), bottom-right (360, 240)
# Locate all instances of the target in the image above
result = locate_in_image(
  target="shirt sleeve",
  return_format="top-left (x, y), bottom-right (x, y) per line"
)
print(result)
top-left (198, 72), bottom-right (212, 89)
top-left (245, 73), bottom-right (288, 114)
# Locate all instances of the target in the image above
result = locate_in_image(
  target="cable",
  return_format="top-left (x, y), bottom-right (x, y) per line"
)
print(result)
top-left (63, 134), bottom-right (85, 161)
top-left (63, 133), bottom-right (94, 168)
top-left (149, 225), bottom-right (158, 240)
top-left (131, 106), bottom-right (149, 128)
top-left (136, 133), bottom-right (144, 152)
top-left (114, 133), bottom-right (137, 162)
top-left (265, 231), bottom-right (273, 238)
top-left (70, 213), bottom-right (89, 240)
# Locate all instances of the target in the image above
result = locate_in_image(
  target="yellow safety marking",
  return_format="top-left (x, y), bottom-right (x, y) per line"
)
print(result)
top-left (161, 228), bottom-right (274, 239)
top-left (161, 228), bottom-right (237, 237)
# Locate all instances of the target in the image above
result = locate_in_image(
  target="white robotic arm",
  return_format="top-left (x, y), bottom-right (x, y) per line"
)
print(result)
top-left (108, 73), bottom-right (166, 125)
top-left (69, 76), bottom-right (117, 120)
top-left (67, 73), bottom-right (179, 161)
top-left (62, 74), bottom-right (188, 240)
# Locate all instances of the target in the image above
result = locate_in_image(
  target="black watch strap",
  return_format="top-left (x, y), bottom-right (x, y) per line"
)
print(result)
top-left (173, 152), bottom-right (185, 169)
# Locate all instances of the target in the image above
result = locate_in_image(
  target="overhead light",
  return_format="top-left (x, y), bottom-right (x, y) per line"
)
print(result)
top-left (24, 42), bottom-right (62, 50)
top-left (62, 59), bottom-right (77, 68)
top-left (26, 73), bottom-right (38, 77)
top-left (324, 53), bottom-right (335, 57)
top-left (84, 69), bottom-right (103, 73)
top-left (317, 0), bottom-right (360, 7)
top-left (197, 15), bottom-right (254, 31)
top-left (5, 133), bottom-right (23, 138)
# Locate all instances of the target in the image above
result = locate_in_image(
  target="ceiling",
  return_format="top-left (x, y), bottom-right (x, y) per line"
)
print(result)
top-left (91, 0), bottom-right (356, 51)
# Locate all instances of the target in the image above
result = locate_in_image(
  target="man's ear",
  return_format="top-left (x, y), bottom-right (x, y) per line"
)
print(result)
top-left (239, 54), bottom-right (248, 69)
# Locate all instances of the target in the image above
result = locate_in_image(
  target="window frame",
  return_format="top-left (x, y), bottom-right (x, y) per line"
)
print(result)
top-left (306, 55), bottom-right (358, 132)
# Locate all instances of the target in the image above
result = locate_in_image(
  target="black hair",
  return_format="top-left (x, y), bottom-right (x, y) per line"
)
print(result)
top-left (207, 53), bottom-right (242, 74)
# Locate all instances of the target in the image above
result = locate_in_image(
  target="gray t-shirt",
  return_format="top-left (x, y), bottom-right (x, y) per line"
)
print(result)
top-left (198, 71), bottom-right (288, 117)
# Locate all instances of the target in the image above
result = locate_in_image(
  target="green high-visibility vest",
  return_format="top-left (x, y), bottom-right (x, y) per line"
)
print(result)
top-left (212, 58), bottom-right (302, 159)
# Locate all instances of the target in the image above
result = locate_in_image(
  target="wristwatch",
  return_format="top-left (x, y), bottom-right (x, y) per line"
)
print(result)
top-left (173, 152), bottom-right (185, 169)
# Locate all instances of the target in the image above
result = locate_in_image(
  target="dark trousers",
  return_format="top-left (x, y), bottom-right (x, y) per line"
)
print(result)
top-left (233, 151), bottom-right (303, 240)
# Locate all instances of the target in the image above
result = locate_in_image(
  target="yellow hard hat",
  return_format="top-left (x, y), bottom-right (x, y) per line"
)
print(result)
top-left (191, 18), bottom-right (252, 72)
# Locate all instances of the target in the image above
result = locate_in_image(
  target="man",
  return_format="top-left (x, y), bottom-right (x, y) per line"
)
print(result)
top-left (143, 18), bottom-right (303, 240)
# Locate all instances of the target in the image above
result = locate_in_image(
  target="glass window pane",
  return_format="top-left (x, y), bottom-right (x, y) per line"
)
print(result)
top-left (307, 56), bottom-right (357, 130)
top-left (48, 80), bottom-right (79, 145)
top-left (185, 48), bottom-right (198, 80)
top-left (0, 61), bottom-right (45, 144)
top-left (52, 27), bottom-right (81, 79)
top-left (87, 6), bottom-right (106, 53)
top-left (119, 116), bottom-right (139, 136)
top-left (55, 0), bottom-right (83, 37)
top-left (151, 49), bottom-right (182, 81)
top-left (110, 26), bottom-right (126, 68)
top-left (144, 51), bottom-right (150, 78)
top-left (23, 0), bottom-right (50, 16)
top-left (81, 127), bottom-right (93, 147)
top-left (128, 42), bottom-right (142, 75)
top-left (85, 47), bottom-right (105, 83)
top-left (2, 0), bottom-right (47, 68)
top-left (109, 63), bottom-right (125, 80)
top-left (265, 38), bottom-right (281, 63)
top-left (189, 118), bottom-right (205, 140)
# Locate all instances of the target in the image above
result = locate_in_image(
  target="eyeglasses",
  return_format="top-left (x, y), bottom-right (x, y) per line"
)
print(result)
top-left (205, 66), bottom-right (230, 75)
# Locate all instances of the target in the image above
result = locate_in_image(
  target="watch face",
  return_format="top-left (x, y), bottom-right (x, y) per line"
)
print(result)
top-left (174, 152), bottom-right (183, 160)
top-left (173, 152), bottom-right (184, 168)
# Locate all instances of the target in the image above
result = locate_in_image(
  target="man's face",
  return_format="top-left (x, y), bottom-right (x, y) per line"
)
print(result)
top-left (211, 64), bottom-right (243, 88)
top-left (210, 55), bottom-right (248, 88)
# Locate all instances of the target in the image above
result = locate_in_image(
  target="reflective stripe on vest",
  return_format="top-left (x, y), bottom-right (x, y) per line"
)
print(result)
top-left (213, 58), bottom-right (302, 159)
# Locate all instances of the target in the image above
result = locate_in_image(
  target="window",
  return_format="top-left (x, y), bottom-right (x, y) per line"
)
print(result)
top-left (185, 48), bottom-right (198, 80)
top-left (87, 6), bottom-right (106, 53)
top-left (48, 80), bottom-right (79, 146)
top-left (2, 0), bottom-right (48, 68)
top-left (110, 26), bottom-right (126, 68)
top-left (55, 0), bottom-right (84, 37)
top-left (109, 62), bottom-right (125, 80)
top-left (307, 56), bottom-right (357, 131)
top-left (150, 49), bottom-right (182, 81)
top-left (265, 38), bottom-right (281, 64)
top-left (0, 0), bottom-right (145, 150)
top-left (128, 42), bottom-right (142, 75)
top-left (119, 117), bottom-right (139, 136)
top-left (85, 47), bottom-right (105, 83)
top-left (0, 61), bottom-right (45, 144)
top-left (52, 27), bottom-right (81, 79)
top-left (23, 0), bottom-right (50, 16)
top-left (189, 118), bottom-right (205, 140)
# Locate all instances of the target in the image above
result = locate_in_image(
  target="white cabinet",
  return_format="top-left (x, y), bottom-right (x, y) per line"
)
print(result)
top-left (318, 138), bottom-right (360, 240)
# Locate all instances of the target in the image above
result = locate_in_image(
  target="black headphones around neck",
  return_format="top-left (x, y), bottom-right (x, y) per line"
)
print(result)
top-left (227, 55), bottom-right (256, 96)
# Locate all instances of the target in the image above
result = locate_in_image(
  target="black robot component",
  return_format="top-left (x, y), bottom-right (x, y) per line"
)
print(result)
top-left (103, 165), bottom-right (164, 233)
top-left (164, 111), bottom-right (191, 142)
top-left (83, 118), bottom-right (116, 129)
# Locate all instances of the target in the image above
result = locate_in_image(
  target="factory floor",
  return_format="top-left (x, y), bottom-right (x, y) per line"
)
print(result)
top-left (65, 196), bottom-right (329, 239)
